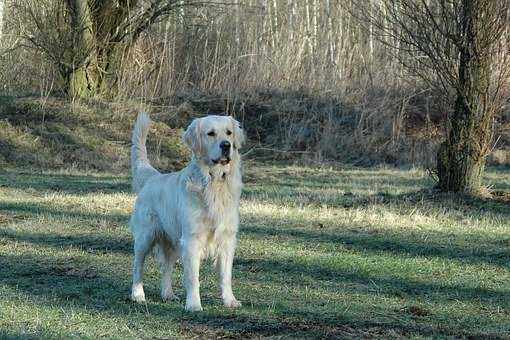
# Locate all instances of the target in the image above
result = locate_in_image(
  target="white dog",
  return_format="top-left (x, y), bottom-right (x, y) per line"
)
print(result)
top-left (129, 112), bottom-right (244, 312)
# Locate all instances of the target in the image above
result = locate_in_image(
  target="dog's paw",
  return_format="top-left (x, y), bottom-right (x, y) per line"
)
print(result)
top-left (131, 292), bottom-right (146, 303)
top-left (223, 298), bottom-right (242, 308)
top-left (185, 303), bottom-right (203, 312)
top-left (131, 284), bottom-right (146, 303)
top-left (161, 292), bottom-right (179, 301)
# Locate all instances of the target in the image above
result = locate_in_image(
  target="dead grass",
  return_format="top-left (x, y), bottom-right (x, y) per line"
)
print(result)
top-left (1, 94), bottom-right (509, 170)
top-left (0, 96), bottom-right (187, 172)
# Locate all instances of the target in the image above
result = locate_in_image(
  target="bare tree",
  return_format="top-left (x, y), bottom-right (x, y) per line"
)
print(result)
top-left (10, 0), bottom-right (211, 98)
top-left (353, 0), bottom-right (510, 194)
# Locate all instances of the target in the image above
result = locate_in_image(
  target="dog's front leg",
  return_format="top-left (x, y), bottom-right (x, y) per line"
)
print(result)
top-left (182, 236), bottom-right (204, 312)
top-left (217, 235), bottom-right (241, 308)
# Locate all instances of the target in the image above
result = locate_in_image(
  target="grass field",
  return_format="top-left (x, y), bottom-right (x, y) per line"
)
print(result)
top-left (0, 163), bottom-right (509, 339)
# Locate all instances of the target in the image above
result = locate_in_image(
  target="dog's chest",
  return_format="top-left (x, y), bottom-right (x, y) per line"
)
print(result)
top-left (185, 165), bottom-right (241, 231)
top-left (201, 181), bottom-right (235, 225)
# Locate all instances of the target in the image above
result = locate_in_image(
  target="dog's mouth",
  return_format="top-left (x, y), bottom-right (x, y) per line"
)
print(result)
top-left (212, 157), bottom-right (230, 165)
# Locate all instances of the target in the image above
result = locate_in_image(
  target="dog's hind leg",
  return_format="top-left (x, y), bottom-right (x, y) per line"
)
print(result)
top-left (131, 229), bottom-right (154, 303)
top-left (154, 239), bottom-right (179, 301)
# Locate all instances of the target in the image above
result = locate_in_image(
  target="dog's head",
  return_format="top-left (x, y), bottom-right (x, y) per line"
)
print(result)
top-left (184, 115), bottom-right (245, 166)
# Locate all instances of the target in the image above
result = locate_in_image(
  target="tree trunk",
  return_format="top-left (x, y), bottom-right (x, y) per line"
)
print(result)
top-left (67, 0), bottom-right (98, 98)
top-left (0, 0), bottom-right (4, 42)
top-left (436, 0), bottom-right (493, 194)
top-left (68, 65), bottom-right (97, 98)
top-left (97, 43), bottom-right (127, 99)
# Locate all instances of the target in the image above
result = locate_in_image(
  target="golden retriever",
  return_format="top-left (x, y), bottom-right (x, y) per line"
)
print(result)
top-left (129, 112), bottom-right (244, 312)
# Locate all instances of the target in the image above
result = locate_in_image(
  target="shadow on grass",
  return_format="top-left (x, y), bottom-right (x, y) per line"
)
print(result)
top-left (0, 252), bottom-right (365, 338)
top-left (0, 171), bottom-right (130, 194)
top-left (383, 190), bottom-right (510, 219)
top-left (0, 200), bottom-right (128, 222)
top-left (3, 197), bottom-right (508, 271)
top-left (1, 168), bottom-right (509, 337)
top-left (244, 163), bottom-right (510, 218)
top-left (0, 330), bottom-right (43, 340)
top-left (243, 185), bottom-right (510, 220)
top-left (245, 171), bottom-right (431, 191)
top-left (0, 228), bottom-right (132, 255)
top-left (0, 251), bottom-right (481, 339)
top-left (242, 223), bottom-right (510, 269)
top-left (0, 201), bottom-right (131, 254)
top-left (236, 255), bottom-right (510, 307)
top-left (243, 179), bottom-right (510, 219)
top-left (5, 216), bottom-right (507, 308)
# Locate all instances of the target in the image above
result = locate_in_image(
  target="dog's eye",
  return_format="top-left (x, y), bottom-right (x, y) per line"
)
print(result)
top-left (207, 131), bottom-right (216, 137)
top-left (226, 130), bottom-right (232, 136)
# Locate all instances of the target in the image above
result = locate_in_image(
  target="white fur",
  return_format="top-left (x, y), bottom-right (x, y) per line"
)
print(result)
top-left (129, 113), bottom-right (245, 312)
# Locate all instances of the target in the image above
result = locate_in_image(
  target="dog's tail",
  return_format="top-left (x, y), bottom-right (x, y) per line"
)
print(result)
top-left (131, 112), bottom-right (160, 193)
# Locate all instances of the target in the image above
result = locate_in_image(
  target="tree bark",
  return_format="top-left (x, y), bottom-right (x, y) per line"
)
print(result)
top-left (66, 0), bottom-right (141, 98)
top-left (437, 0), bottom-right (493, 193)
top-left (67, 0), bottom-right (98, 98)
top-left (0, 0), bottom-right (4, 42)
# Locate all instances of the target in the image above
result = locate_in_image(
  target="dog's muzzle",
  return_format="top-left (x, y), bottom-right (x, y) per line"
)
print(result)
top-left (212, 140), bottom-right (231, 165)
top-left (212, 158), bottom-right (231, 165)
top-left (220, 140), bottom-right (231, 156)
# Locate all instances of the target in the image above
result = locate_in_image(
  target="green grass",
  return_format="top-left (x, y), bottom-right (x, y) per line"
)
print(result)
top-left (0, 163), bottom-right (509, 339)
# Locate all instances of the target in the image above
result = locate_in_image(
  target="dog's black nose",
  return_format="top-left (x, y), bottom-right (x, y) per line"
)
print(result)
top-left (220, 140), bottom-right (231, 154)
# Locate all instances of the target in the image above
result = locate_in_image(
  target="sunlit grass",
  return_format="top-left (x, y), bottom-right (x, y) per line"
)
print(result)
top-left (0, 164), bottom-right (509, 338)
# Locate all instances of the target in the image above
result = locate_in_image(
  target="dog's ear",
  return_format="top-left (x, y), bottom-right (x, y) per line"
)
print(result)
top-left (183, 119), bottom-right (201, 153)
top-left (230, 117), bottom-right (245, 150)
